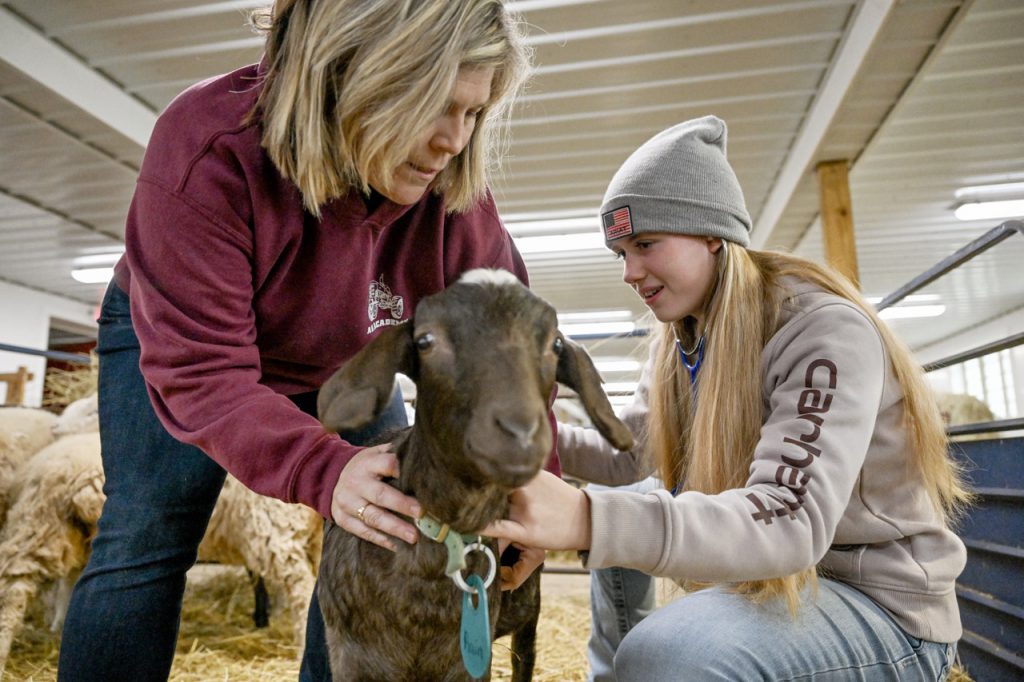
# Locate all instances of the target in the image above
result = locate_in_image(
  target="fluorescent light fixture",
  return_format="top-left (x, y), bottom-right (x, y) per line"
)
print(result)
top-left (594, 359), bottom-right (642, 373)
top-left (71, 267), bottom-right (115, 284)
top-left (954, 182), bottom-right (1024, 201)
top-left (953, 182), bottom-right (1024, 221)
top-left (71, 248), bottom-right (124, 283)
top-left (954, 199), bottom-right (1024, 222)
top-left (504, 217), bottom-right (598, 236)
top-left (73, 251), bottom-right (125, 267)
top-left (602, 381), bottom-right (638, 394)
top-left (608, 394), bottom-right (635, 408)
top-left (558, 309), bottom-right (632, 322)
top-left (501, 208), bottom-right (595, 223)
top-left (878, 305), bottom-right (946, 320)
top-left (868, 294), bottom-right (944, 319)
top-left (865, 294), bottom-right (939, 304)
top-left (560, 321), bottom-right (636, 337)
top-left (506, 0), bottom-right (602, 12)
top-left (513, 232), bottom-right (606, 254)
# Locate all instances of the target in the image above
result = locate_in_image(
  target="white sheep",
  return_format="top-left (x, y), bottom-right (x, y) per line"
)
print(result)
top-left (0, 428), bottom-right (322, 677)
top-left (52, 393), bottom-right (98, 437)
top-left (935, 391), bottom-right (999, 441)
top-left (0, 407), bottom-right (58, 527)
top-left (0, 433), bottom-right (103, 676)
top-left (197, 475), bottom-right (323, 645)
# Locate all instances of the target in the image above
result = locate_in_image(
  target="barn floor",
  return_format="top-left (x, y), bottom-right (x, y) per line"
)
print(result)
top-left (6, 563), bottom-right (974, 681)
top-left (4, 561), bottom-right (595, 681)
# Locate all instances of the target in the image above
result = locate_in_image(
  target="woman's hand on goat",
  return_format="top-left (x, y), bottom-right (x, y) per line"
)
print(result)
top-left (482, 470), bottom-right (592, 551)
top-left (332, 443), bottom-right (422, 551)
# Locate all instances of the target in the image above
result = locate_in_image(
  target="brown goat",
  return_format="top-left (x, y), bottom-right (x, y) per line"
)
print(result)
top-left (317, 269), bottom-right (633, 682)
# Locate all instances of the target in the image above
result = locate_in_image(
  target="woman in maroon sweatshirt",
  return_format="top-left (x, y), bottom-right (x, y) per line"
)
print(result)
top-left (57, 2), bottom-right (543, 680)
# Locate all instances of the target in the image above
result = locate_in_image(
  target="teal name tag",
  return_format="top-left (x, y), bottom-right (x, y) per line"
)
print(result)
top-left (460, 574), bottom-right (491, 679)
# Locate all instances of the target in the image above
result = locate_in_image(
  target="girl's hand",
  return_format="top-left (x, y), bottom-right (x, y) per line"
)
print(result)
top-left (498, 539), bottom-right (546, 591)
top-left (482, 470), bottom-right (592, 551)
top-left (331, 443), bottom-right (422, 551)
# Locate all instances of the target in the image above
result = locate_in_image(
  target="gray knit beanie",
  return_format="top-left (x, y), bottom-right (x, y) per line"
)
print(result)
top-left (600, 115), bottom-right (751, 247)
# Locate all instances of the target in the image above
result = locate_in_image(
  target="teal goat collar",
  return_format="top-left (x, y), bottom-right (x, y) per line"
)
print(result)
top-left (415, 514), bottom-right (480, 576)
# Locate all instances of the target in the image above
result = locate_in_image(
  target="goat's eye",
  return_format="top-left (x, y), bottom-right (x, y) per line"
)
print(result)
top-left (415, 332), bottom-right (435, 351)
top-left (552, 337), bottom-right (563, 354)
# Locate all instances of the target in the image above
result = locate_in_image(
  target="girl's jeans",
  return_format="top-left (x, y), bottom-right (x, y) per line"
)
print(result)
top-left (586, 482), bottom-right (956, 681)
top-left (57, 282), bottom-right (406, 681)
top-left (585, 480), bottom-right (659, 682)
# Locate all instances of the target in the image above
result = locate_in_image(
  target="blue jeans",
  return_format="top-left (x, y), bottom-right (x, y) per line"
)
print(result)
top-left (613, 579), bottom-right (955, 681)
top-left (57, 282), bottom-right (407, 682)
top-left (586, 479), bottom-right (659, 682)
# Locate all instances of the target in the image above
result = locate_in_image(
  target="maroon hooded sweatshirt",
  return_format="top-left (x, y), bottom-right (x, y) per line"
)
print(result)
top-left (114, 62), bottom-right (558, 519)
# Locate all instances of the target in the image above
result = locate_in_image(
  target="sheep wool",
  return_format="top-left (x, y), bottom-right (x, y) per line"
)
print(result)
top-left (198, 477), bottom-right (323, 646)
top-left (0, 433), bottom-right (104, 673)
top-left (0, 407), bottom-right (58, 527)
top-left (53, 393), bottom-right (99, 437)
top-left (0, 398), bottom-right (323, 676)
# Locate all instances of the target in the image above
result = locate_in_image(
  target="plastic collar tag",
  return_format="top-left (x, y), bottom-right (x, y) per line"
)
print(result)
top-left (416, 514), bottom-right (472, 576)
top-left (460, 573), bottom-right (491, 679)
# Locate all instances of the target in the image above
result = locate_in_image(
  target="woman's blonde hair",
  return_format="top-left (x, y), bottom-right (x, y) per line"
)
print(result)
top-left (249, 0), bottom-right (530, 216)
top-left (647, 243), bottom-right (972, 613)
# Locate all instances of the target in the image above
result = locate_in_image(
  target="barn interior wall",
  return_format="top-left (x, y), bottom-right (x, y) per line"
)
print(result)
top-left (0, 280), bottom-right (97, 406)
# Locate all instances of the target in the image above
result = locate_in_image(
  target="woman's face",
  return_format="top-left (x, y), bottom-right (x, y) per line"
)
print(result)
top-left (370, 65), bottom-right (495, 205)
top-left (611, 233), bottom-right (722, 323)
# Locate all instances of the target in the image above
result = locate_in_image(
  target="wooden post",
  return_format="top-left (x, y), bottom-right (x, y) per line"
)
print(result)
top-left (0, 365), bottom-right (34, 406)
top-left (816, 160), bottom-right (860, 289)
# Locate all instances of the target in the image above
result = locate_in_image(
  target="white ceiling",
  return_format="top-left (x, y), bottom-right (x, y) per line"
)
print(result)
top-left (1, 0), bottom-right (1022, 380)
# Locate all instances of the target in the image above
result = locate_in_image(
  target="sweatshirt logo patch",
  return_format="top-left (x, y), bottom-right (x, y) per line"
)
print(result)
top-left (367, 274), bottom-right (405, 334)
top-left (747, 358), bottom-right (838, 525)
top-left (602, 206), bottom-right (634, 241)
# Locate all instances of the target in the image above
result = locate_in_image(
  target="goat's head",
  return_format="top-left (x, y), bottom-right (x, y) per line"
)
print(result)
top-left (318, 269), bottom-right (633, 487)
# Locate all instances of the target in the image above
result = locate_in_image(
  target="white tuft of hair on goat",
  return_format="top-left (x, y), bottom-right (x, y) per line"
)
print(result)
top-left (457, 267), bottom-right (520, 287)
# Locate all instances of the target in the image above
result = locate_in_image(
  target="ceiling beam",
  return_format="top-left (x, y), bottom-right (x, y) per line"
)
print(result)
top-left (750, 0), bottom-right (895, 249)
top-left (0, 6), bottom-right (156, 148)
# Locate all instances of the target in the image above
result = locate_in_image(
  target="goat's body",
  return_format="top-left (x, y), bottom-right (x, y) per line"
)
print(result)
top-left (316, 272), bottom-right (633, 681)
top-left (319, 537), bottom-right (486, 681)
top-left (319, 427), bottom-right (540, 681)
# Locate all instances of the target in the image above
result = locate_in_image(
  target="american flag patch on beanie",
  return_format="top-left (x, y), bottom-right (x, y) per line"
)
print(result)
top-left (602, 206), bottom-right (633, 240)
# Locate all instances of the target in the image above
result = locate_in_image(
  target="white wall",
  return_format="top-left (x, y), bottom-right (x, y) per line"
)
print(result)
top-left (0, 280), bottom-right (98, 406)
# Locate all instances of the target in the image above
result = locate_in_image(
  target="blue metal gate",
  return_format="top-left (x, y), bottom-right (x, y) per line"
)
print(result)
top-left (878, 221), bottom-right (1024, 680)
top-left (951, 436), bottom-right (1024, 680)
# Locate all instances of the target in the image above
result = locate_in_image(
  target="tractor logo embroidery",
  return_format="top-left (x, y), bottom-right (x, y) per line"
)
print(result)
top-left (366, 275), bottom-right (405, 334)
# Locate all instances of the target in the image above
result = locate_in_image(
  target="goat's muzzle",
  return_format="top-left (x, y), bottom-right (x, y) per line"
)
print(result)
top-left (466, 405), bottom-right (551, 487)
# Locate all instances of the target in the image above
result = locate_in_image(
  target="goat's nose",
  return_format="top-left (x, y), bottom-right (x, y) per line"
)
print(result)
top-left (495, 413), bottom-right (540, 449)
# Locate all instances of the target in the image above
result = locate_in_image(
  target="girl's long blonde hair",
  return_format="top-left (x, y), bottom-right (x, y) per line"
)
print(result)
top-left (249, 0), bottom-right (530, 216)
top-left (647, 243), bottom-right (972, 612)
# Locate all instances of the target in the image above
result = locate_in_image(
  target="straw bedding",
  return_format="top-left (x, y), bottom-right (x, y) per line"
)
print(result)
top-left (5, 562), bottom-right (973, 681)
top-left (4, 564), bottom-right (592, 681)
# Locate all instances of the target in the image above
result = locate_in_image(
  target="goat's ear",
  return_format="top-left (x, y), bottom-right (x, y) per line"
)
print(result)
top-left (317, 322), bottom-right (415, 433)
top-left (556, 333), bottom-right (634, 451)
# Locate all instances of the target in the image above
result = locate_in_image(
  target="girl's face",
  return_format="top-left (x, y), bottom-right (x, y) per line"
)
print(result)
top-left (611, 233), bottom-right (722, 323)
top-left (371, 65), bottom-right (495, 205)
